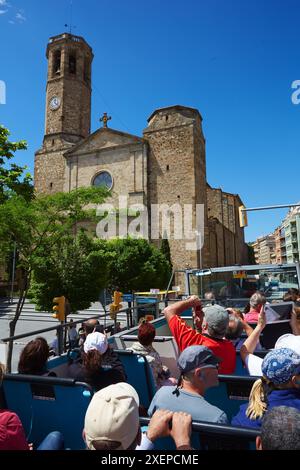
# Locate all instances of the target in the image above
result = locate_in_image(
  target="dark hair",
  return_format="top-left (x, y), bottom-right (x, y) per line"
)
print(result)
top-left (82, 350), bottom-right (102, 374)
top-left (261, 406), bottom-right (300, 450)
top-left (225, 315), bottom-right (244, 340)
top-left (244, 303), bottom-right (250, 314)
top-left (18, 337), bottom-right (50, 375)
top-left (138, 322), bottom-right (155, 346)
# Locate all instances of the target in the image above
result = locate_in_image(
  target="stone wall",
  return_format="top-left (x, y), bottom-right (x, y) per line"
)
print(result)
top-left (144, 106), bottom-right (208, 270)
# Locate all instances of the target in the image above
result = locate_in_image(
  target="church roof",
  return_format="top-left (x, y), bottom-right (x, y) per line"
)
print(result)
top-left (64, 127), bottom-right (145, 157)
top-left (147, 105), bottom-right (202, 122)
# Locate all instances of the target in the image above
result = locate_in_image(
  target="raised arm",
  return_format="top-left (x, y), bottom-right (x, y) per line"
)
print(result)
top-left (163, 295), bottom-right (202, 323)
top-left (240, 305), bottom-right (266, 364)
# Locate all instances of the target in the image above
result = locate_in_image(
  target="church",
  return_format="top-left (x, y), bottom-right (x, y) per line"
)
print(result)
top-left (34, 32), bottom-right (248, 270)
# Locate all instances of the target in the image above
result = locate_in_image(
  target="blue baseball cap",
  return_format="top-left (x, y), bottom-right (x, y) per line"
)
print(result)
top-left (177, 345), bottom-right (220, 374)
top-left (262, 348), bottom-right (300, 385)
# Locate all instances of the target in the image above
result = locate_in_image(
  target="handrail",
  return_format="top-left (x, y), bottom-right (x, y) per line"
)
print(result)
top-left (139, 417), bottom-right (260, 437)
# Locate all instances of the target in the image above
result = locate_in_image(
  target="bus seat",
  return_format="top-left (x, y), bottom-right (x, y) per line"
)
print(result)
top-left (113, 349), bottom-right (156, 408)
top-left (205, 375), bottom-right (258, 421)
top-left (2, 374), bottom-right (93, 449)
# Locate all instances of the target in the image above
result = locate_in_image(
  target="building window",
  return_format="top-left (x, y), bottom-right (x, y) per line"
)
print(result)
top-left (166, 165), bottom-right (169, 171)
top-left (53, 50), bottom-right (61, 76)
top-left (92, 171), bottom-right (113, 190)
top-left (69, 52), bottom-right (77, 75)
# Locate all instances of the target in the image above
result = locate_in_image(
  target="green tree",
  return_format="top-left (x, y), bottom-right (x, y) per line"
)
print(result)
top-left (0, 125), bottom-right (33, 202)
top-left (160, 237), bottom-right (173, 270)
top-left (98, 237), bottom-right (172, 293)
top-left (0, 186), bottom-right (109, 371)
top-left (28, 230), bottom-right (108, 313)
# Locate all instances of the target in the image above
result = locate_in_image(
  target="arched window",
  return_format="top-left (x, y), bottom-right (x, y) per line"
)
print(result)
top-left (53, 50), bottom-right (61, 76)
top-left (69, 51), bottom-right (76, 75)
top-left (92, 171), bottom-right (113, 190)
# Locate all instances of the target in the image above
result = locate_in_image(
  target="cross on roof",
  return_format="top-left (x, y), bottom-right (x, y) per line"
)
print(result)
top-left (100, 112), bottom-right (112, 128)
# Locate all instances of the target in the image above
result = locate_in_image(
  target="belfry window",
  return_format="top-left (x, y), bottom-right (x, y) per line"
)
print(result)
top-left (53, 50), bottom-right (61, 76)
top-left (69, 52), bottom-right (77, 75)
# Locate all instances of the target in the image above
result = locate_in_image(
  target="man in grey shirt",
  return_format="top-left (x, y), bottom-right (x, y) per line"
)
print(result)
top-left (148, 345), bottom-right (228, 424)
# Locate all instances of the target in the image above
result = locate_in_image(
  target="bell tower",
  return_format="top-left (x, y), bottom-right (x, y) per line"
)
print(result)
top-left (35, 33), bottom-right (93, 194)
top-left (45, 33), bottom-right (93, 140)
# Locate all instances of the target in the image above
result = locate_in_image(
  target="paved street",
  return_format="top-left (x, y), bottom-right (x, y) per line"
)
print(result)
top-left (0, 300), bottom-right (127, 371)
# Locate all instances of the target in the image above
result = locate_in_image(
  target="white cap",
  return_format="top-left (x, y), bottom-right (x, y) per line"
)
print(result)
top-left (275, 334), bottom-right (300, 355)
top-left (84, 382), bottom-right (140, 450)
top-left (84, 332), bottom-right (108, 355)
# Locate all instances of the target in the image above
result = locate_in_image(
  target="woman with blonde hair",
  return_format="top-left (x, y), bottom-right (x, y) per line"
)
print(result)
top-left (232, 348), bottom-right (300, 429)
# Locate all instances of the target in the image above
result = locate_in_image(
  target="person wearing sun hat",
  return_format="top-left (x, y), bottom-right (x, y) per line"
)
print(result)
top-left (232, 347), bottom-right (300, 429)
top-left (67, 331), bottom-right (125, 390)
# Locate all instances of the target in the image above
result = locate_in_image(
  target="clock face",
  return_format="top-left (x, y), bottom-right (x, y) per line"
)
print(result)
top-left (49, 96), bottom-right (61, 110)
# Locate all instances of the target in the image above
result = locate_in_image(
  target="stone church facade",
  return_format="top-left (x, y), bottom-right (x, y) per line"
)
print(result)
top-left (34, 33), bottom-right (248, 270)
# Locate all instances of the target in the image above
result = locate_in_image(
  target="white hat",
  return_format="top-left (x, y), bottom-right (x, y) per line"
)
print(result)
top-left (84, 332), bottom-right (108, 355)
top-left (84, 382), bottom-right (140, 450)
top-left (275, 334), bottom-right (300, 355)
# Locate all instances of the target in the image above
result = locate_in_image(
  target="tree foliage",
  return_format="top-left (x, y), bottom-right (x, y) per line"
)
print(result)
top-left (160, 237), bottom-right (173, 270)
top-left (28, 231), bottom-right (108, 312)
top-left (0, 125), bottom-right (33, 203)
top-left (96, 237), bottom-right (172, 293)
top-left (0, 186), bottom-right (109, 370)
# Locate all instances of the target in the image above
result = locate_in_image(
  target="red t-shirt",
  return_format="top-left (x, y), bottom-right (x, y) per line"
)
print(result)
top-left (0, 409), bottom-right (29, 450)
top-left (169, 315), bottom-right (236, 374)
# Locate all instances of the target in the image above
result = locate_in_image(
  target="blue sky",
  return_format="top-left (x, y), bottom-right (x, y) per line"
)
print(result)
top-left (0, 0), bottom-right (300, 242)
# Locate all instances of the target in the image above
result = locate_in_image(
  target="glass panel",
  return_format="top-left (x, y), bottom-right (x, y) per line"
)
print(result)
top-left (189, 265), bottom-right (299, 309)
top-left (93, 172), bottom-right (113, 190)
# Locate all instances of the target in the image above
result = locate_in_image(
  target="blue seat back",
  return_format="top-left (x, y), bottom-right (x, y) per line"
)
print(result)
top-left (2, 374), bottom-right (93, 449)
top-left (205, 375), bottom-right (257, 421)
top-left (140, 417), bottom-right (259, 450)
top-left (114, 349), bottom-right (156, 408)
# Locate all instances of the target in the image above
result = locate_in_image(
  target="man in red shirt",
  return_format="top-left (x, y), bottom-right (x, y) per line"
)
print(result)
top-left (164, 296), bottom-right (236, 374)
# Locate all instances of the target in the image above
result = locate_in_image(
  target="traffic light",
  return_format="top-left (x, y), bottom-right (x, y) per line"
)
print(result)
top-left (238, 205), bottom-right (248, 227)
top-left (109, 290), bottom-right (123, 320)
top-left (53, 296), bottom-right (66, 322)
top-left (113, 290), bottom-right (122, 309)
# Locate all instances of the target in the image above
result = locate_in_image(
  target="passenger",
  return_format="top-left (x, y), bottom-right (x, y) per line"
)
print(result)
top-left (241, 307), bottom-right (300, 376)
top-left (67, 332), bottom-right (124, 391)
top-left (225, 309), bottom-right (253, 349)
top-left (68, 319), bottom-right (78, 349)
top-left (126, 321), bottom-right (176, 388)
top-left (82, 319), bottom-right (126, 379)
top-left (243, 292), bottom-right (266, 323)
top-left (0, 363), bottom-right (64, 450)
top-left (84, 318), bottom-right (104, 335)
top-left (163, 296), bottom-right (236, 374)
top-left (203, 291), bottom-right (215, 306)
top-left (286, 288), bottom-right (300, 302)
top-left (83, 382), bottom-right (193, 450)
top-left (18, 337), bottom-right (56, 377)
top-left (256, 406), bottom-right (300, 450)
top-left (232, 348), bottom-right (300, 429)
top-left (148, 345), bottom-right (228, 424)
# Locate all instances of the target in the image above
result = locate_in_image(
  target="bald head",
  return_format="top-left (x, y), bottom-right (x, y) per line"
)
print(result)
top-left (84, 319), bottom-right (102, 335)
